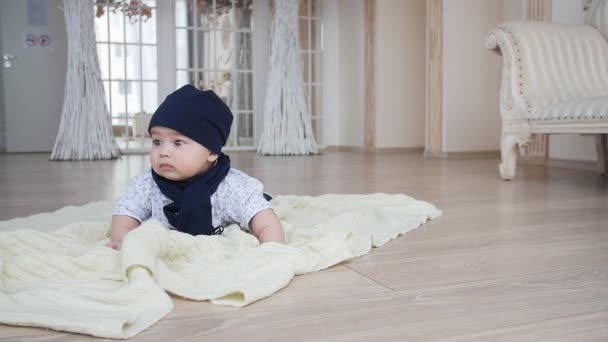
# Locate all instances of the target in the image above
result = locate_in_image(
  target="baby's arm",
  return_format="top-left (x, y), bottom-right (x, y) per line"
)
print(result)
top-left (106, 215), bottom-right (140, 250)
top-left (108, 172), bottom-right (153, 250)
top-left (250, 209), bottom-right (285, 244)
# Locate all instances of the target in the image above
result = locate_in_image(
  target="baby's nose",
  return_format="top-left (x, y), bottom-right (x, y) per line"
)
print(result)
top-left (159, 145), bottom-right (171, 157)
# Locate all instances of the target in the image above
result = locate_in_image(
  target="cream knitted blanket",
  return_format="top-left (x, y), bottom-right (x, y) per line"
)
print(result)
top-left (0, 194), bottom-right (441, 339)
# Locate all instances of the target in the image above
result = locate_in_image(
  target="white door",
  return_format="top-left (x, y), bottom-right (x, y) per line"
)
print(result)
top-left (0, 0), bottom-right (67, 152)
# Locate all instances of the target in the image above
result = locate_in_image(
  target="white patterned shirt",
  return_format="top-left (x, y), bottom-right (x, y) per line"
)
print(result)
top-left (113, 168), bottom-right (271, 231)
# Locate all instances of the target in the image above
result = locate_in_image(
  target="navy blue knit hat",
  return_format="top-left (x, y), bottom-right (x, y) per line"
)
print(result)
top-left (149, 85), bottom-right (233, 153)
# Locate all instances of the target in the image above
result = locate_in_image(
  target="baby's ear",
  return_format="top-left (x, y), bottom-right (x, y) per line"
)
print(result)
top-left (207, 153), bottom-right (219, 163)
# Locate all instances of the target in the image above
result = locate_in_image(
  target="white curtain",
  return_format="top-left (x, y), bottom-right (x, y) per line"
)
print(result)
top-left (257, 0), bottom-right (318, 155)
top-left (51, 0), bottom-right (119, 160)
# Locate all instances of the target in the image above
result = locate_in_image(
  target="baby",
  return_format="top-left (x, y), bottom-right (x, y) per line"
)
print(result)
top-left (107, 85), bottom-right (285, 250)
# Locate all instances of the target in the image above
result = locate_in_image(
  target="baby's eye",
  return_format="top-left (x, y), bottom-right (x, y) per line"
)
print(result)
top-left (152, 139), bottom-right (161, 146)
top-left (174, 140), bottom-right (184, 147)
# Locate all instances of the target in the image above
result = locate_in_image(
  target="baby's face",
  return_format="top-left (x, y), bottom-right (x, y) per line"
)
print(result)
top-left (149, 126), bottom-right (218, 181)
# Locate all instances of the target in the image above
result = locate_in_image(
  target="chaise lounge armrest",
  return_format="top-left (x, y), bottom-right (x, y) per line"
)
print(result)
top-left (485, 21), bottom-right (608, 179)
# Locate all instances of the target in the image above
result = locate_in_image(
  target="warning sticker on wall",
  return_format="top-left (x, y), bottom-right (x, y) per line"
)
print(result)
top-left (23, 32), bottom-right (54, 50)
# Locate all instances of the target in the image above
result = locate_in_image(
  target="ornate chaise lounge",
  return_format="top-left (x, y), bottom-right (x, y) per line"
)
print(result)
top-left (485, 1), bottom-right (608, 179)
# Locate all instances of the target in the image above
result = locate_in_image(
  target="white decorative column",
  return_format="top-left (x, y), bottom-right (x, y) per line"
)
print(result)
top-left (50, 0), bottom-right (119, 160)
top-left (425, 0), bottom-right (443, 158)
top-left (364, 0), bottom-right (376, 152)
top-left (257, 0), bottom-right (318, 155)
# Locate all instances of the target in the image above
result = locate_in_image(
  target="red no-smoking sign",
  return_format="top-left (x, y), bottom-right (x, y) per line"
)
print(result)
top-left (38, 34), bottom-right (51, 47)
top-left (25, 34), bottom-right (37, 47)
top-left (23, 32), bottom-right (53, 49)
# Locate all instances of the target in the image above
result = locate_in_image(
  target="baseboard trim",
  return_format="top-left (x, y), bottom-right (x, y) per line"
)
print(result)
top-left (324, 146), bottom-right (424, 154)
top-left (547, 158), bottom-right (599, 172)
top-left (519, 156), bottom-right (547, 166)
top-left (374, 147), bottom-right (424, 154)
top-left (323, 145), bottom-right (365, 152)
top-left (437, 150), bottom-right (500, 160)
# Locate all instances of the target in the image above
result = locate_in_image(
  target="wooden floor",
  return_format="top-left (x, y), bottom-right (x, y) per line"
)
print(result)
top-left (1, 151), bottom-right (608, 341)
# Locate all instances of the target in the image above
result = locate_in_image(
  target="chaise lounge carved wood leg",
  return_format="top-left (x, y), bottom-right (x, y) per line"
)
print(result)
top-left (595, 134), bottom-right (608, 175)
top-left (500, 133), bottom-right (519, 180)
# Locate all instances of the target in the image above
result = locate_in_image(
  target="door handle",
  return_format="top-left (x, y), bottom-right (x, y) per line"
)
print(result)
top-left (3, 54), bottom-right (17, 68)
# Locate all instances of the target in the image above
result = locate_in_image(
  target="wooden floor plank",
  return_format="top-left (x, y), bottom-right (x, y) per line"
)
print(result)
top-left (348, 237), bottom-right (608, 293)
top-left (443, 310), bottom-right (608, 342)
top-left (1, 151), bottom-right (607, 341)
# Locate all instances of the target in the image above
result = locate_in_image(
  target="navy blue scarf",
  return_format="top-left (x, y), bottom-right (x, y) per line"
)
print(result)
top-left (152, 153), bottom-right (231, 236)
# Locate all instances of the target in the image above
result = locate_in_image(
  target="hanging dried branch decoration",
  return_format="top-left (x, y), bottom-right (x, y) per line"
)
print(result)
top-left (257, 0), bottom-right (318, 155)
top-left (94, 0), bottom-right (152, 23)
top-left (51, 0), bottom-right (120, 160)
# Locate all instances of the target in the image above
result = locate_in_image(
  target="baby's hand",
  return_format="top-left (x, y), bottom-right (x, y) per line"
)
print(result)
top-left (107, 215), bottom-right (141, 250)
top-left (106, 239), bottom-right (123, 250)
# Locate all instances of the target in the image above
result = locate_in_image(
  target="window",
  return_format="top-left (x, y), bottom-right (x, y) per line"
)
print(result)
top-left (174, 0), bottom-right (255, 149)
top-left (299, 0), bottom-right (323, 145)
top-left (94, 0), bottom-right (323, 152)
top-left (94, 0), bottom-right (158, 152)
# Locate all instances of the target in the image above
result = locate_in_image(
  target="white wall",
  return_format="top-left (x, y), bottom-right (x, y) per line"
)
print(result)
top-left (375, 0), bottom-right (426, 148)
top-left (322, 0), bottom-right (365, 147)
top-left (549, 0), bottom-right (597, 161)
top-left (504, 0), bottom-right (525, 21)
top-left (552, 0), bottom-right (584, 23)
top-left (442, 0), bottom-right (504, 152)
top-left (321, 0), bottom-right (339, 147)
top-left (337, 0), bottom-right (365, 147)
top-left (323, 0), bottom-right (426, 149)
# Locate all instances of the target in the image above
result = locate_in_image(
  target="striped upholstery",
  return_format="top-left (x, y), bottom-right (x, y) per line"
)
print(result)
top-left (586, 0), bottom-right (608, 41)
top-left (529, 96), bottom-right (608, 123)
top-left (486, 18), bottom-right (608, 179)
top-left (503, 22), bottom-right (608, 112)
